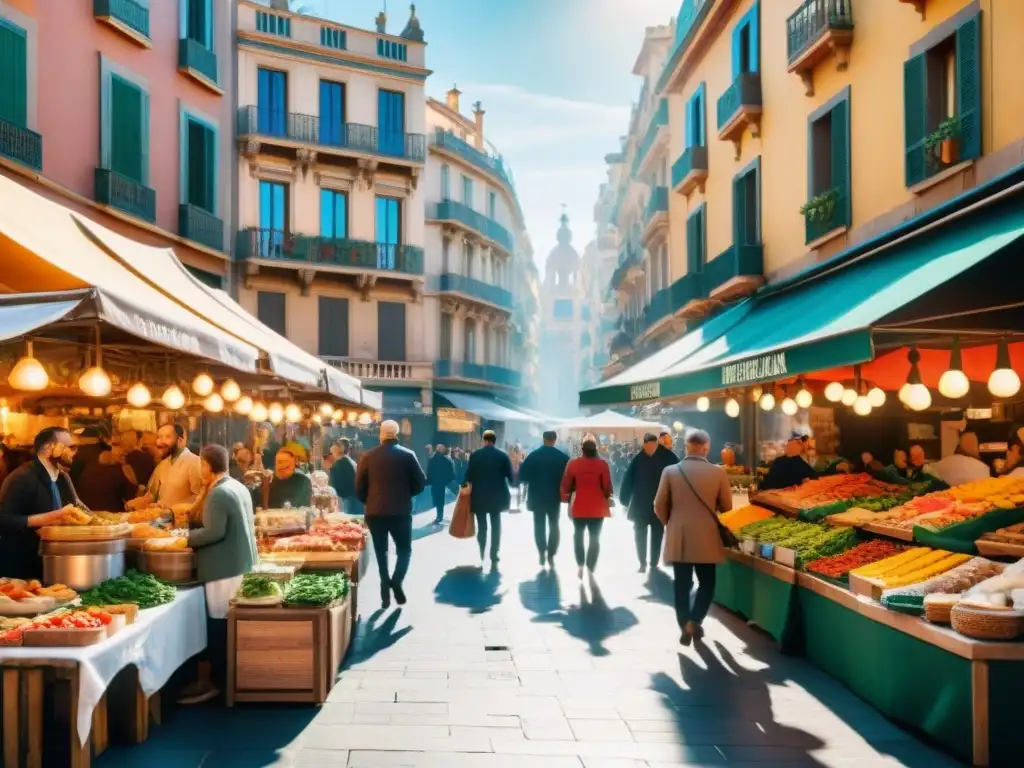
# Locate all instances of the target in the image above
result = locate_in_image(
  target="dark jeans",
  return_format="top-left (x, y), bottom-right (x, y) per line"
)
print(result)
top-left (474, 510), bottom-right (502, 563)
top-left (532, 506), bottom-right (561, 560)
top-left (431, 485), bottom-right (447, 521)
top-left (634, 519), bottom-right (664, 568)
top-left (367, 515), bottom-right (413, 589)
top-left (206, 616), bottom-right (228, 688)
top-left (672, 563), bottom-right (717, 630)
top-left (572, 518), bottom-right (604, 570)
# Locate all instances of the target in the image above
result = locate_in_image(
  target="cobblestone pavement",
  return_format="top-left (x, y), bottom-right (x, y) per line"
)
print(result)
top-left (98, 505), bottom-right (964, 767)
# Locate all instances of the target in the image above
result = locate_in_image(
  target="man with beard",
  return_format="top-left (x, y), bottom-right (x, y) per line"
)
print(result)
top-left (127, 424), bottom-right (203, 511)
top-left (0, 427), bottom-right (83, 578)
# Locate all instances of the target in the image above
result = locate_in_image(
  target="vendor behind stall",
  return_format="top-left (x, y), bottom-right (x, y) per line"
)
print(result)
top-left (262, 448), bottom-right (312, 508)
top-left (126, 424), bottom-right (203, 510)
top-left (0, 427), bottom-right (81, 578)
top-left (925, 430), bottom-right (991, 486)
top-left (759, 434), bottom-right (819, 491)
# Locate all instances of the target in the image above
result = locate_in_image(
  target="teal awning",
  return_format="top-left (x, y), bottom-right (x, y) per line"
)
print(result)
top-left (436, 391), bottom-right (542, 423)
top-left (581, 205), bottom-right (1024, 406)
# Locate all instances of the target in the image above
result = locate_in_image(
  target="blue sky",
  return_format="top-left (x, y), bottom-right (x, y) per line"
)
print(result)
top-left (307, 0), bottom-right (679, 264)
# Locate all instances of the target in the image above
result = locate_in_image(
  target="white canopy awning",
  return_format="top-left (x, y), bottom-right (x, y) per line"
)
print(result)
top-left (0, 296), bottom-right (84, 343)
top-left (558, 410), bottom-right (667, 437)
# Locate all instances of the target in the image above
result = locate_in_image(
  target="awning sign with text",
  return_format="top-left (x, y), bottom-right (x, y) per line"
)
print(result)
top-left (721, 352), bottom-right (788, 386)
top-left (629, 381), bottom-right (661, 402)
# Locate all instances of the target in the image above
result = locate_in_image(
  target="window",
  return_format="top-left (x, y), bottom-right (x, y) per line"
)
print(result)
top-left (255, 11), bottom-right (289, 37)
top-left (731, 3), bottom-right (759, 78)
top-left (0, 19), bottom-right (29, 132)
top-left (904, 12), bottom-right (980, 186)
top-left (685, 83), bottom-right (705, 149)
top-left (440, 163), bottom-right (450, 199)
top-left (553, 299), bottom-right (574, 320)
top-left (257, 68), bottom-right (287, 137)
top-left (320, 189), bottom-right (347, 240)
top-left (183, 0), bottom-right (213, 49)
top-left (463, 241), bottom-right (475, 277)
top-left (441, 236), bottom-right (450, 272)
top-left (378, 302), bottom-right (406, 361)
top-left (319, 80), bottom-right (345, 146)
top-left (686, 205), bottom-right (705, 274)
top-left (377, 38), bottom-right (407, 61)
top-left (181, 113), bottom-right (216, 213)
top-left (320, 26), bottom-right (346, 50)
top-left (377, 89), bottom-right (405, 156)
top-left (733, 158), bottom-right (761, 247)
top-left (257, 291), bottom-right (286, 337)
top-left (318, 297), bottom-right (349, 357)
top-left (375, 196), bottom-right (401, 269)
top-left (461, 175), bottom-right (473, 207)
top-left (258, 180), bottom-right (287, 257)
top-left (440, 313), bottom-right (453, 359)
top-left (805, 89), bottom-right (850, 240)
top-left (488, 191), bottom-right (496, 219)
top-left (100, 65), bottom-right (150, 185)
top-left (463, 318), bottom-right (476, 363)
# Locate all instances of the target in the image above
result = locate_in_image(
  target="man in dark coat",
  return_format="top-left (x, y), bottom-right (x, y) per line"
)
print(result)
top-left (426, 444), bottom-right (455, 524)
top-left (0, 427), bottom-right (82, 578)
top-left (620, 433), bottom-right (675, 572)
top-left (329, 438), bottom-right (359, 513)
top-left (656, 431), bottom-right (680, 467)
top-left (464, 430), bottom-right (514, 569)
top-left (356, 420), bottom-right (427, 608)
top-left (518, 430), bottom-right (570, 567)
top-left (760, 435), bottom-right (819, 491)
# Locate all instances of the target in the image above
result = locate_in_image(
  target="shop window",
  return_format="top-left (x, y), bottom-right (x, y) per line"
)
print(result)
top-left (181, 113), bottom-right (216, 214)
top-left (377, 301), bottom-right (406, 361)
top-left (320, 189), bottom-right (347, 240)
top-left (318, 297), bottom-right (349, 358)
top-left (318, 80), bottom-right (345, 146)
top-left (733, 157), bottom-right (761, 247)
top-left (804, 88), bottom-right (850, 241)
top-left (257, 68), bottom-right (287, 136)
top-left (257, 291), bottom-right (286, 337)
top-left (686, 204), bottom-right (705, 274)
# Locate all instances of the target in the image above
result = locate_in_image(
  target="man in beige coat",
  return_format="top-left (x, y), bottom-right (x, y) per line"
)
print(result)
top-left (654, 429), bottom-right (733, 645)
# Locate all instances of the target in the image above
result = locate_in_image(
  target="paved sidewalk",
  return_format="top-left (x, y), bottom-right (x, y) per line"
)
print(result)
top-left (97, 506), bottom-right (964, 767)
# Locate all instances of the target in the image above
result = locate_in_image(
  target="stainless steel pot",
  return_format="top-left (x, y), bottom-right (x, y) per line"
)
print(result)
top-left (42, 553), bottom-right (125, 591)
top-left (139, 551), bottom-right (194, 584)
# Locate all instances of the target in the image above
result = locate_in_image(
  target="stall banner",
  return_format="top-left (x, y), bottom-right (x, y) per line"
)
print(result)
top-left (437, 408), bottom-right (479, 434)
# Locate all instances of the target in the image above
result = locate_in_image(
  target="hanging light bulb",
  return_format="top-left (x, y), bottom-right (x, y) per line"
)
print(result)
top-left (696, 396), bottom-right (709, 412)
top-left (79, 366), bottom-right (112, 398)
top-left (853, 396), bottom-right (873, 416)
top-left (192, 373), bottom-right (214, 397)
top-left (312, 413), bottom-right (323, 425)
top-left (898, 382), bottom-right (912, 405)
top-left (824, 382), bottom-right (845, 402)
top-left (221, 379), bottom-right (241, 403)
top-left (841, 387), bottom-right (858, 407)
top-left (347, 411), bottom-right (358, 422)
top-left (988, 337), bottom-right (1021, 399)
top-left (759, 392), bottom-right (775, 411)
top-left (126, 382), bottom-right (151, 408)
top-left (902, 347), bottom-right (932, 411)
top-left (332, 409), bottom-right (344, 423)
top-left (725, 398), bottom-right (740, 418)
top-left (162, 385), bottom-right (186, 410)
top-left (318, 403), bottom-right (334, 417)
top-left (936, 335), bottom-right (970, 400)
top-left (867, 387), bottom-right (887, 408)
top-left (268, 402), bottom-right (284, 424)
top-left (285, 403), bottom-right (303, 423)
top-left (204, 393), bottom-right (224, 413)
top-left (250, 401), bottom-right (268, 422)
top-left (0, 399), bottom-right (8, 418)
top-left (8, 340), bottom-right (49, 391)
top-left (234, 395), bottom-right (254, 415)
top-left (795, 380), bottom-right (813, 409)
top-left (358, 412), bottom-right (372, 425)
top-left (781, 397), bottom-right (798, 416)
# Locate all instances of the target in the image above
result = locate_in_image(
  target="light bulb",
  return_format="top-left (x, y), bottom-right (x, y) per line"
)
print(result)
top-left (204, 393), bottom-right (224, 413)
top-left (358, 412), bottom-right (372, 425)
top-left (234, 395), bottom-right (254, 415)
top-left (332, 409), bottom-right (344, 423)
top-left (867, 387), bottom-right (887, 408)
top-left (0, 400), bottom-right (8, 418)
top-left (672, 421), bottom-right (683, 433)
top-left (312, 413), bottom-right (323, 425)
top-left (319, 403), bottom-right (334, 417)
top-left (126, 382), bottom-right (151, 407)
top-left (905, 384), bottom-right (932, 411)
top-left (696, 397), bottom-right (709, 412)
top-left (162, 385), bottom-right (185, 410)
top-left (192, 373), bottom-right (214, 396)
top-left (250, 401), bottom-right (268, 422)
top-left (988, 368), bottom-right (1021, 399)
top-left (781, 398), bottom-right (798, 416)
top-left (853, 395), bottom-right (872, 416)
top-left (759, 392), bottom-right (775, 411)
top-left (725, 398), bottom-right (740, 418)
top-left (268, 402), bottom-right (284, 424)
top-left (937, 369), bottom-right (969, 399)
top-left (78, 366), bottom-right (112, 398)
top-left (347, 411), bottom-right (357, 422)
top-left (824, 382), bottom-right (844, 402)
top-left (898, 383), bottom-right (911, 404)
top-left (285, 403), bottom-right (302, 423)
top-left (750, 386), bottom-right (762, 402)
top-left (221, 379), bottom-right (241, 403)
top-left (841, 388), bottom-right (858, 407)
top-left (795, 388), bottom-right (813, 409)
top-left (9, 355), bottom-right (49, 391)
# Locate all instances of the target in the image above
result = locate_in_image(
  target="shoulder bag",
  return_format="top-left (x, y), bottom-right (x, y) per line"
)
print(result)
top-left (676, 463), bottom-right (738, 548)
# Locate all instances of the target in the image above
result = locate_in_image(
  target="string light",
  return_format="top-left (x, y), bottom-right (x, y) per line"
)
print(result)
top-left (867, 387), bottom-right (887, 408)
top-left (203, 393), bottom-right (224, 413)
top-left (162, 385), bottom-right (186, 410)
top-left (988, 337), bottom-right (1020, 399)
top-left (824, 382), bottom-right (844, 402)
top-left (759, 391), bottom-right (776, 411)
top-left (8, 340), bottom-right (49, 391)
top-left (221, 379), bottom-right (241, 403)
top-left (696, 396), bottom-right (710, 412)
top-left (234, 395), bottom-right (254, 415)
top-left (192, 373), bottom-right (214, 397)
top-left (250, 401), bottom-right (268, 422)
top-left (319, 403), bottom-right (334, 417)
top-left (79, 366), bottom-right (112, 398)
top-left (725, 398), bottom-right (740, 418)
top-left (903, 347), bottom-right (932, 412)
top-left (285, 403), bottom-right (302, 423)
top-left (841, 387), bottom-right (858, 407)
top-left (795, 380), bottom-right (813, 409)
top-left (126, 382), bottom-right (151, 407)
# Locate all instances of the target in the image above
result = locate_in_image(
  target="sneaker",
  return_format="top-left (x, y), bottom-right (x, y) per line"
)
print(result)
top-left (392, 582), bottom-right (407, 605)
top-left (177, 682), bottom-right (220, 705)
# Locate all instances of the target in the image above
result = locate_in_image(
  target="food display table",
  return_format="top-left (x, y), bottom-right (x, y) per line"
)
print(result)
top-left (0, 588), bottom-right (206, 767)
top-left (713, 550), bottom-right (797, 647)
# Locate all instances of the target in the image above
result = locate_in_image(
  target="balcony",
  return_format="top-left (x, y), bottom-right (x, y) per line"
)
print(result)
top-left (178, 204), bottom-right (224, 252)
top-left (717, 73), bottom-right (762, 159)
top-left (0, 118), bottom-right (42, 171)
top-left (657, 0), bottom-right (714, 92)
top-left (640, 186), bottom-right (669, 245)
top-left (237, 105), bottom-right (426, 166)
top-left (786, 0), bottom-right (854, 96)
top-left (430, 129), bottom-right (514, 191)
top-left (641, 287), bottom-right (673, 334)
top-left (178, 38), bottom-right (219, 93)
top-left (436, 273), bottom-right (513, 312)
top-left (631, 99), bottom-right (670, 177)
top-left (671, 146), bottom-right (708, 198)
top-left (434, 360), bottom-right (521, 389)
top-left (94, 168), bottom-right (155, 222)
top-left (93, 0), bottom-right (150, 47)
top-left (608, 247), bottom-right (642, 294)
top-left (704, 244), bottom-right (763, 301)
top-left (666, 271), bottom-right (708, 319)
top-left (427, 200), bottom-right (514, 253)
top-left (323, 358), bottom-right (433, 384)
top-left (236, 228), bottom-right (424, 276)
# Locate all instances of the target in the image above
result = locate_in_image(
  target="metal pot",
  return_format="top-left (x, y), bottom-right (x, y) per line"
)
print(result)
top-left (139, 551), bottom-right (195, 584)
top-left (42, 552), bottom-right (125, 591)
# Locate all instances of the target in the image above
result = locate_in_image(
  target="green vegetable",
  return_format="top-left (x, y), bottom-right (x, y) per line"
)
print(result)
top-left (283, 573), bottom-right (349, 607)
top-left (79, 570), bottom-right (176, 609)
top-left (239, 575), bottom-right (283, 600)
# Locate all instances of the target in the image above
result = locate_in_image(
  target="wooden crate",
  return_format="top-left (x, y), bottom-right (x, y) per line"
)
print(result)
top-left (226, 596), bottom-right (351, 705)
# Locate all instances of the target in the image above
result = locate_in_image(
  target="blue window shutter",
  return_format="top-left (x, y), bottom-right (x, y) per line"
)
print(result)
top-left (111, 76), bottom-right (143, 182)
top-left (903, 54), bottom-right (927, 187)
top-left (697, 83), bottom-right (706, 146)
top-left (441, 164), bottom-right (449, 199)
top-left (684, 92), bottom-right (693, 149)
top-left (956, 15), bottom-right (981, 161)
top-left (749, 5), bottom-right (760, 73)
top-left (320, 188), bottom-right (332, 236)
top-left (731, 23), bottom-right (741, 79)
top-left (0, 20), bottom-right (27, 128)
top-left (204, 0), bottom-right (213, 49)
top-left (204, 122), bottom-right (216, 214)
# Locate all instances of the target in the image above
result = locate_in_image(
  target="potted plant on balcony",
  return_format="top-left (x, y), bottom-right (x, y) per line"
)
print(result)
top-left (799, 187), bottom-right (839, 224)
top-left (924, 116), bottom-right (960, 168)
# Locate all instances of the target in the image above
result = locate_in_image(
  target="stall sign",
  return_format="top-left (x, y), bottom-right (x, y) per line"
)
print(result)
top-left (629, 381), bottom-right (661, 402)
top-left (721, 352), bottom-right (788, 386)
top-left (437, 407), bottom-right (479, 434)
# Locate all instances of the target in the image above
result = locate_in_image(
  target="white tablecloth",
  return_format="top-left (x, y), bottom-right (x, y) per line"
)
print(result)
top-left (0, 587), bottom-right (207, 744)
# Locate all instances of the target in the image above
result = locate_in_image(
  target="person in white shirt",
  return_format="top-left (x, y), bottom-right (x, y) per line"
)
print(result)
top-left (1001, 427), bottom-right (1024, 478)
top-left (126, 424), bottom-right (203, 511)
top-left (924, 431), bottom-right (991, 487)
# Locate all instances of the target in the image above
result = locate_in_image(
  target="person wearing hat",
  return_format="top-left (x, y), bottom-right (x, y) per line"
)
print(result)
top-left (620, 433), bottom-right (676, 573)
top-left (759, 433), bottom-right (819, 491)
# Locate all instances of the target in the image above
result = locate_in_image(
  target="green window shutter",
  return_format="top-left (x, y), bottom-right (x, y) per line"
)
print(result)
top-left (903, 54), bottom-right (927, 187)
top-left (0, 20), bottom-right (27, 128)
top-left (687, 207), bottom-right (705, 273)
top-left (733, 173), bottom-right (747, 246)
top-left (204, 123), bottom-right (216, 214)
top-left (110, 76), bottom-right (143, 182)
top-left (139, 88), bottom-right (150, 186)
top-left (830, 98), bottom-right (851, 227)
top-left (956, 15), bottom-right (981, 161)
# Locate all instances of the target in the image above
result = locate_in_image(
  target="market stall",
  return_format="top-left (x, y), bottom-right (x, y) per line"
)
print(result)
top-left (558, 409), bottom-right (667, 439)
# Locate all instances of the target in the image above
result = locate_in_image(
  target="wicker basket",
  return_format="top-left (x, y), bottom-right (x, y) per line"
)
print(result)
top-left (950, 604), bottom-right (1024, 640)
top-left (924, 601), bottom-right (956, 624)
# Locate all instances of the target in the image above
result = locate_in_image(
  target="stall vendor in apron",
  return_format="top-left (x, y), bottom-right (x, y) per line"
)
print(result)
top-left (126, 424), bottom-right (204, 521)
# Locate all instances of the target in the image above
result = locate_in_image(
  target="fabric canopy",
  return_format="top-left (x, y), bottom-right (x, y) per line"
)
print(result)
top-left (0, 296), bottom-right (84, 343)
top-left (582, 204), bottom-right (1024, 406)
top-left (558, 410), bottom-right (666, 434)
top-left (436, 391), bottom-right (542, 423)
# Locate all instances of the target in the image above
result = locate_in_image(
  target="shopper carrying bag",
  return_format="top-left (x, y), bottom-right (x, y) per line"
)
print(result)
top-left (448, 483), bottom-right (476, 539)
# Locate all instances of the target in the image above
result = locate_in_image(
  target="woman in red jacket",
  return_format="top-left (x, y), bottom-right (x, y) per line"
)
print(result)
top-left (561, 434), bottom-right (613, 577)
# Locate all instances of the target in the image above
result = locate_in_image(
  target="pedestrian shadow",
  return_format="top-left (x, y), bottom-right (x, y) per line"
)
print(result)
top-left (518, 569), bottom-right (561, 617)
top-left (433, 565), bottom-right (504, 615)
top-left (412, 520), bottom-right (447, 541)
top-left (533, 575), bottom-right (637, 657)
top-left (348, 607), bottom-right (412, 665)
top-left (640, 566), bottom-right (675, 606)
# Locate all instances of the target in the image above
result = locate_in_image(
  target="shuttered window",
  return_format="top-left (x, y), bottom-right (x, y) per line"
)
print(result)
top-left (733, 159), bottom-right (761, 247)
top-left (377, 302), bottom-right (407, 361)
top-left (0, 19), bottom-right (28, 129)
top-left (110, 74), bottom-right (148, 183)
top-left (686, 205), bottom-right (706, 274)
top-left (185, 0), bottom-right (213, 48)
top-left (318, 80), bottom-right (345, 146)
top-left (183, 115), bottom-right (216, 213)
top-left (318, 297), bottom-right (349, 357)
top-left (805, 91), bottom-right (851, 242)
top-left (440, 313), bottom-right (453, 359)
top-left (731, 3), bottom-right (759, 77)
top-left (320, 189), bottom-right (347, 240)
top-left (257, 291), bottom-right (286, 337)
top-left (685, 83), bottom-right (705, 149)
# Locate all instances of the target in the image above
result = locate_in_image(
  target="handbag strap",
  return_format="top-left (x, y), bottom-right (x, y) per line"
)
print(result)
top-left (676, 462), bottom-right (720, 525)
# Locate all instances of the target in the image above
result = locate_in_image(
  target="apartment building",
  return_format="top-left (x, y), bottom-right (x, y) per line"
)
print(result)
top-left (580, 176), bottom-right (621, 387)
top-left (0, 0), bottom-right (235, 283)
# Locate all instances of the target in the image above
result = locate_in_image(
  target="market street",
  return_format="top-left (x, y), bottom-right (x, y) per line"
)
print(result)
top-left (97, 505), bottom-right (962, 768)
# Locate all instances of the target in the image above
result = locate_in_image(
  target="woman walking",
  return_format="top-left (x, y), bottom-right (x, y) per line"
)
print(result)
top-left (561, 434), bottom-right (612, 578)
top-left (655, 429), bottom-right (733, 646)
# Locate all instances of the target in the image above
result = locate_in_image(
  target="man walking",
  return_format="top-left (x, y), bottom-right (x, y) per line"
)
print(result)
top-left (356, 420), bottom-right (427, 608)
top-left (464, 430), bottom-right (513, 570)
top-left (656, 431), bottom-right (680, 465)
top-left (426, 444), bottom-right (455, 524)
top-left (619, 433), bottom-right (674, 573)
top-left (518, 431), bottom-right (569, 567)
